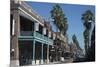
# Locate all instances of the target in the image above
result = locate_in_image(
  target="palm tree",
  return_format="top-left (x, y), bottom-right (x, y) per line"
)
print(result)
top-left (50, 4), bottom-right (68, 61)
top-left (51, 4), bottom-right (61, 32)
top-left (72, 34), bottom-right (83, 62)
top-left (90, 26), bottom-right (95, 61)
top-left (51, 4), bottom-right (68, 35)
top-left (72, 34), bottom-right (82, 50)
top-left (81, 10), bottom-right (94, 58)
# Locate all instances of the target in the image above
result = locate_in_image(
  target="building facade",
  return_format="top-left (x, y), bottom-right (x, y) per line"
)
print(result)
top-left (10, 0), bottom-right (71, 66)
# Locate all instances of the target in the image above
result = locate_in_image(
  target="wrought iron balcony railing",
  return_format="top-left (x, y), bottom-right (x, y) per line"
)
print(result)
top-left (34, 32), bottom-right (53, 44)
top-left (48, 38), bottom-right (53, 44)
top-left (20, 31), bottom-right (53, 44)
top-left (20, 31), bottom-right (33, 36)
top-left (34, 31), bottom-right (43, 40)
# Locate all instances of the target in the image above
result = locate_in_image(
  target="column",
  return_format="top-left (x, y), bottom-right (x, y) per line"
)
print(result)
top-left (47, 45), bottom-right (49, 64)
top-left (10, 11), bottom-right (20, 66)
top-left (32, 40), bottom-right (35, 65)
top-left (35, 22), bottom-right (39, 31)
top-left (41, 43), bottom-right (43, 64)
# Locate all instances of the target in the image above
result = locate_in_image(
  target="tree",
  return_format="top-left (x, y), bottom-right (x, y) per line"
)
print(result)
top-left (81, 10), bottom-right (95, 59)
top-left (50, 4), bottom-right (69, 61)
top-left (51, 4), bottom-right (68, 35)
top-left (90, 26), bottom-right (95, 61)
top-left (86, 26), bottom-right (95, 61)
top-left (72, 34), bottom-right (83, 62)
top-left (72, 34), bottom-right (82, 50)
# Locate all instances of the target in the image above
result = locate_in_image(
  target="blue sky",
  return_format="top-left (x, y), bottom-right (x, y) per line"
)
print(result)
top-left (26, 2), bottom-right (95, 49)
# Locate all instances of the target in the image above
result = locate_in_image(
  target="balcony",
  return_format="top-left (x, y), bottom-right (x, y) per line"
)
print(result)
top-left (48, 38), bottom-right (53, 45)
top-left (44, 36), bottom-right (48, 41)
top-left (33, 32), bottom-right (53, 44)
top-left (20, 31), bottom-right (33, 36)
top-left (34, 31), bottom-right (43, 40)
top-left (19, 31), bottom-right (53, 45)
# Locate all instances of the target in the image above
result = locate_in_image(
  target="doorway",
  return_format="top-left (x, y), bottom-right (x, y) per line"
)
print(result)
top-left (19, 40), bottom-right (33, 66)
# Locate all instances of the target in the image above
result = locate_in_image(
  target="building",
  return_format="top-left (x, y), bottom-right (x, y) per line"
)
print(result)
top-left (10, 0), bottom-right (71, 66)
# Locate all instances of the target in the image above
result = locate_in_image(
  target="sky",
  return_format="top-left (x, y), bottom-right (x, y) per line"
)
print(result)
top-left (26, 1), bottom-right (95, 49)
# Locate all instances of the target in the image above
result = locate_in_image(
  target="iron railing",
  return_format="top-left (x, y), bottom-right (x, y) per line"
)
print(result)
top-left (20, 31), bottom-right (33, 36)
top-left (20, 31), bottom-right (53, 44)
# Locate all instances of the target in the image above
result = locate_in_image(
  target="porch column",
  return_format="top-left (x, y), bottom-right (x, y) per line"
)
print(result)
top-left (41, 43), bottom-right (43, 64)
top-left (35, 22), bottom-right (39, 31)
top-left (32, 40), bottom-right (35, 65)
top-left (10, 11), bottom-right (20, 66)
top-left (47, 44), bottom-right (49, 64)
